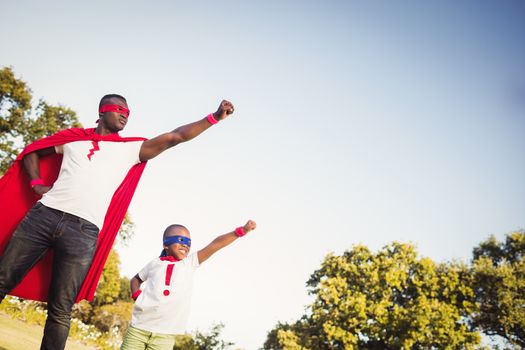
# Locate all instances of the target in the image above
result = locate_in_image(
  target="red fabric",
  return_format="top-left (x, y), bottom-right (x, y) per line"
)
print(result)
top-left (29, 178), bottom-right (45, 187)
top-left (163, 263), bottom-right (175, 296)
top-left (131, 289), bottom-right (142, 300)
top-left (0, 128), bottom-right (147, 302)
top-left (164, 264), bottom-right (175, 286)
top-left (159, 256), bottom-right (180, 262)
top-left (87, 140), bottom-right (100, 160)
top-left (99, 104), bottom-right (130, 118)
top-left (206, 113), bottom-right (218, 125)
top-left (235, 226), bottom-right (246, 237)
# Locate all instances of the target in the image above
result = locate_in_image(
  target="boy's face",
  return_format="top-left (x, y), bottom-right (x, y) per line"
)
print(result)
top-left (163, 227), bottom-right (191, 260)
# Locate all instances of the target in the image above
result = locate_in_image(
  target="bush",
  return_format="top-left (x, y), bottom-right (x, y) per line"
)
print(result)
top-left (91, 301), bottom-right (133, 336)
top-left (173, 323), bottom-right (234, 350)
top-left (0, 296), bottom-right (46, 326)
top-left (119, 276), bottom-right (132, 302)
top-left (69, 317), bottom-right (103, 344)
top-left (71, 299), bottom-right (93, 324)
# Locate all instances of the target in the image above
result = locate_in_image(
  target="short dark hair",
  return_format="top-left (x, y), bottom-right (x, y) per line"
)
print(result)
top-left (163, 224), bottom-right (188, 239)
top-left (99, 94), bottom-right (127, 108)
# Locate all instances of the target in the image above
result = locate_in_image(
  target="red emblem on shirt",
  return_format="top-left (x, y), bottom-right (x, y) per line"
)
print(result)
top-left (87, 141), bottom-right (100, 160)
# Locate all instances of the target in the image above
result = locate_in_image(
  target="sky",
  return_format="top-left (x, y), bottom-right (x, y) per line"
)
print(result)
top-left (1, 1), bottom-right (525, 349)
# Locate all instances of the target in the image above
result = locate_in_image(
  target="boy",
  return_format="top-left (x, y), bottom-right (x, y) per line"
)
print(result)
top-left (121, 220), bottom-right (257, 350)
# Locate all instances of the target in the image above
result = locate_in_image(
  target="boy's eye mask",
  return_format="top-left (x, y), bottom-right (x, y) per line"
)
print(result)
top-left (163, 235), bottom-right (191, 248)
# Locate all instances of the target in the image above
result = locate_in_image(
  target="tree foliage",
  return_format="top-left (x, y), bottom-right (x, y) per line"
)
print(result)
top-left (264, 243), bottom-right (480, 350)
top-left (0, 66), bottom-right (81, 174)
top-left (173, 323), bottom-right (235, 350)
top-left (0, 66), bottom-right (32, 173)
top-left (116, 213), bottom-right (137, 245)
top-left (471, 231), bottom-right (525, 348)
top-left (119, 275), bottom-right (132, 302)
top-left (94, 249), bottom-right (122, 306)
top-left (91, 300), bottom-right (134, 336)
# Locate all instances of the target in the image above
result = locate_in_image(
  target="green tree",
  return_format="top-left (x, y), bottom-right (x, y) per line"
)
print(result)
top-left (119, 276), bottom-right (132, 302)
top-left (0, 66), bottom-right (80, 174)
top-left (94, 249), bottom-right (122, 306)
top-left (23, 100), bottom-right (81, 144)
top-left (264, 321), bottom-right (310, 350)
top-left (264, 243), bottom-right (480, 350)
top-left (471, 231), bottom-right (525, 348)
top-left (0, 66), bottom-right (32, 173)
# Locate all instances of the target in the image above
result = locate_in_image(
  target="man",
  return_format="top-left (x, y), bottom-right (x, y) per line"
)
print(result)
top-left (0, 94), bottom-right (234, 350)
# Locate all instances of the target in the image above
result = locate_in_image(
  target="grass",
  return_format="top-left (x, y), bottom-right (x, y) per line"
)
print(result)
top-left (0, 312), bottom-right (97, 350)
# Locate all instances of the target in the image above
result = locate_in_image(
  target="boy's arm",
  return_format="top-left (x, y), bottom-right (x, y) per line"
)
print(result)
top-left (197, 220), bottom-right (256, 264)
top-left (138, 100), bottom-right (234, 162)
top-left (130, 274), bottom-right (144, 300)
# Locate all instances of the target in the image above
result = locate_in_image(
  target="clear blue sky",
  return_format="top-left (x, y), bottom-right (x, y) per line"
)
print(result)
top-left (2, 1), bottom-right (524, 349)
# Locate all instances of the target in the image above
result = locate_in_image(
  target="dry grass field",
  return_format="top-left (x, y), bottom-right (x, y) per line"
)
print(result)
top-left (0, 312), bottom-right (96, 350)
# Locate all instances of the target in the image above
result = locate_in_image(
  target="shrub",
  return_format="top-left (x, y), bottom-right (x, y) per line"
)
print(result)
top-left (91, 301), bottom-right (133, 336)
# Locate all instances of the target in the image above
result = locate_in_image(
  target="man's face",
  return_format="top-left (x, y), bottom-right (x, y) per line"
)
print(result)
top-left (163, 228), bottom-right (191, 260)
top-left (99, 97), bottom-right (129, 131)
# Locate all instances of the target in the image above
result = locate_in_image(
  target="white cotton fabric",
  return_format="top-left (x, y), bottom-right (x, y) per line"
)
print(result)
top-left (40, 140), bottom-right (143, 228)
top-left (131, 253), bottom-right (200, 334)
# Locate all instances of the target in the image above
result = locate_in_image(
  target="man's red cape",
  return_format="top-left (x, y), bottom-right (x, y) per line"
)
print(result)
top-left (0, 128), bottom-right (147, 302)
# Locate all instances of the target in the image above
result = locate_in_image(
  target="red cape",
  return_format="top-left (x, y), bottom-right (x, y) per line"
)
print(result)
top-left (0, 128), bottom-right (147, 302)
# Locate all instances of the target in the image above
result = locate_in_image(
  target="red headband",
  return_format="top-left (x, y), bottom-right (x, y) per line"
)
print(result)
top-left (99, 104), bottom-right (130, 118)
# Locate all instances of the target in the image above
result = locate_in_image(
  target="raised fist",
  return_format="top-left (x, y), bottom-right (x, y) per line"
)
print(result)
top-left (213, 100), bottom-right (235, 121)
top-left (243, 220), bottom-right (257, 233)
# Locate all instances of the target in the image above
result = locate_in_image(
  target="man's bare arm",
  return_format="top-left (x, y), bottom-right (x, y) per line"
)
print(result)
top-left (23, 147), bottom-right (56, 195)
top-left (139, 100), bottom-right (234, 162)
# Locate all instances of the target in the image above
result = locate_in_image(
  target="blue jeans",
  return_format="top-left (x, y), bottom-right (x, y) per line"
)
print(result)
top-left (0, 202), bottom-right (99, 350)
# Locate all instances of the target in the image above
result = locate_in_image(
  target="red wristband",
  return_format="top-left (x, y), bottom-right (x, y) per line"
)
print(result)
top-left (207, 113), bottom-right (219, 125)
top-left (30, 179), bottom-right (45, 187)
top-left (132, 289), bottom-right (142, 300)
top-left (235, 226), bottom-right (246, 237)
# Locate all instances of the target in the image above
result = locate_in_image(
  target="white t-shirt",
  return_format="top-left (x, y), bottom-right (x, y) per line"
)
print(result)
top-left (131, 253), bottom-right (200, 335)
top-left (40, 140), bottom-right (143, 229)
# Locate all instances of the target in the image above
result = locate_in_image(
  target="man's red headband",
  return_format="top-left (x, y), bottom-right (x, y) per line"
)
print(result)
top-left (99, 104), bottom-right (130, 118)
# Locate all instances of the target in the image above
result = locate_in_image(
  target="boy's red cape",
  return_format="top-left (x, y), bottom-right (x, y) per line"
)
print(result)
top-left (0, 128), bottom-right (147, 302)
